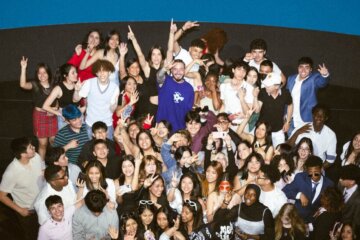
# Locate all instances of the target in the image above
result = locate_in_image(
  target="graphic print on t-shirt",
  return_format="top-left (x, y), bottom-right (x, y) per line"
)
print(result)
top-left (173, 92), bottom-right (184, 103)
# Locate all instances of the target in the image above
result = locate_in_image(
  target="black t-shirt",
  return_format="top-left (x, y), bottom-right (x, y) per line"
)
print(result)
top-left (258, 88), bottom-right (292, 132)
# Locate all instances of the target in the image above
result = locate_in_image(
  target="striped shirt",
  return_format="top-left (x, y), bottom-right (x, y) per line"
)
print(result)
top-left (53, 124), bottom-right (89, 164)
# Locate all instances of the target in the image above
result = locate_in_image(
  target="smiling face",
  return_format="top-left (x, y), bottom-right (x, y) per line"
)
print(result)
top-left (48, 203), bottom-right (64, 222)
top-left (125, 78), bottom-right (137, 93)
top-left (179, 151), bottom-right (192, 168)
top-left (244, 188), bottom-right (258, 206)
top-left (108, 34), bottom-right (120, 49)
top-left (186, 121), bottom-right (201, 137)
top-left (125, 218), bottom-right (138, 236)
top-left (127, 61), bottom-right (141, 78)
top-left (88, 166), bottom-right (101, 184)
top-left (189, 46), bottom-right (203, 60)
top-left (149, 178), bottom-right (164, 198)
top-left (171, 62), bottom-right (185, 82)
top-left (93, 143), bottom-right (109, 160)
top-left (156, 122), bottom-right (169, 138)
top-left (96, 68), bottom-right (111, 84)
top-left (251, 49), bottom-right (266, 64)
top-left (312, 109), bottom-right (327, 132)
top-left (247, 157), bottom-right (261, 174)
top-left (298, 64), bottom-right (312, 80)
top-left (138, 132), bottom-right (152, 151)
top-left (352, 134), bottom-right (360, 151)
top-left (122, 160), bottom-right (135, 177)
top-left (298, 142), bottom-right (311, 160)
top-left (88, 31), bottom-right (101, 48)
top-left (37, 67), bottom-right (49, 83)
top-left (181, 176), bottom-right (194, 195)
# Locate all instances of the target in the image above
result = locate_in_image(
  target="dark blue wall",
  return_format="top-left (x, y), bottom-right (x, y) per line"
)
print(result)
top-left (1, 0), bottom-right (360, 36)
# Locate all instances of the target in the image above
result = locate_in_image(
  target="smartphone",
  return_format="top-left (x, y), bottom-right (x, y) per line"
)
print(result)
top-left (77, 172), bottom-right (86, 182)
top-left (212, 131), bottom-right (226, 139)
top-left (121, 105), bottom-right (133, 121)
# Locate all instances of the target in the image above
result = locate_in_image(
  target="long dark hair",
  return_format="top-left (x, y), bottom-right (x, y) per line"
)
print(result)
top-left (253, 120), bottom-right (273, 148)
top-left (32, 63), bottom-right (55, 93)
top-left (104, 30), bottom-right (120, 58)
top-left (54, 63), bottom-right (75, 85)
top-left (84, 161), bottom-right (108, 190)
top-left (81, 29), bottom-right (103, 50)
top-left (179, 172), bottom-right (202, 200)
top-left (118, 155), bottom-right (135, 185)
top-left (344, 131), bottom-right (360, 166)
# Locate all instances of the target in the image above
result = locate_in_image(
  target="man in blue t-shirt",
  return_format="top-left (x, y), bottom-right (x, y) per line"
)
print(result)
top-left (156, 59), bottom-right (194, 132)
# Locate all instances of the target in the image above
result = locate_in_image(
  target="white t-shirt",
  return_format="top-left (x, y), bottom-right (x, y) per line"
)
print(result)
top-left (260, 187), bottom-right (288, 217)
top-left (220, 81), bottom-right (254, 115)
top-left (34, 182), bottom-right (76, 225)
top-left (291, 75), bottom-right (305, 128)
top-left (293, 124), bottom-right (337, 163)
top-left (38, 205), bottom-right (75, 240)
top-left (0, 153), bottom-right (44, 209)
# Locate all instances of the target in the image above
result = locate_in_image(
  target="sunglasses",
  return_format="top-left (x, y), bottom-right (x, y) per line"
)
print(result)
top-left (185, 199), bottom-right (198, 211)
top-left (139, 200), bottom-right (154, 206)
top-left (308, 173), bottom-right (321, 177)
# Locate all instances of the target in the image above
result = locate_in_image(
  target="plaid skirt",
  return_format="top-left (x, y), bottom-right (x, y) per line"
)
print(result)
top-left (33, 109), bottom-right (57, 138)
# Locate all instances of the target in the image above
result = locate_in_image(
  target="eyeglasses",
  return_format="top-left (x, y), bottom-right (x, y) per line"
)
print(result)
top-left (139, 200), bottom-right (154, 206)
top-left (219, 185), bottom-right (231, 191)
top-left (308, 173), bottom-right (321, 177)
top-left (218, 120), bottom-right (229, 125)
top-left (185, 199), bottom-right (197, 211)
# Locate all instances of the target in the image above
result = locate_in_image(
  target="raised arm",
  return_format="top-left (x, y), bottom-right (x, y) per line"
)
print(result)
top-left (118, 43), bottom-right (128, 80)
top-left (79, 43), bottom-right (102, 70)
top-left (165, 19), bottom-right (177, 66)
top-left (236, 108), bottom-right (255, 143)
top-left (127, 25), bottom-right (150, 77)
top-left (173, 21), bottom-right (199, 55)
top-left (19, 57), bottom-right (32, 90)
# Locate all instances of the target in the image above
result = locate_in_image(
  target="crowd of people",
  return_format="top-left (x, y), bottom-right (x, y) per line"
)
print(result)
top-left (0, 20), bottom-right (359, 240)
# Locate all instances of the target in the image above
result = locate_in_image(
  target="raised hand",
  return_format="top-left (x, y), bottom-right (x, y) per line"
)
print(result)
top-left (129, 90), bottom-right (139, 105)
top-left (108, 226), bottom-right (119, 239)
top-left (170, 171), bottom-right (179, 188)
top-left (297, 123), bottom-right (312, 135)
top-left (163, 60), bottom-right (175, 72)
top-left (20, 56), bottom-right (28, 69)
top-left (244, 52), bottom-right (254, 61)
top-left (144, 114), bottom-right (154, 126)
top-left (170, 18), bottom-right (177, 34)
top-left (318, 63), bottom-right (329, 76)
top-left (67, 139), bottom-right (79, 149)
top-left (119, 42), bottom-right (128, 56)
top-left (182, 21), bottom-right (200, 31)
top-left (127, 25), bottom-right (135, 41)
top-left (245, 107), bottom-right (255, 119)
top-left (224, 133), bottom-right (231, 146)
top-left (143, 173), bottom-right (159, 188)
top-left (76, 178), bottom-right (85, 188)
top-left (300, 193), bottom-right (309, 207)
top-left (75, 44), bottom-right (82, 56)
